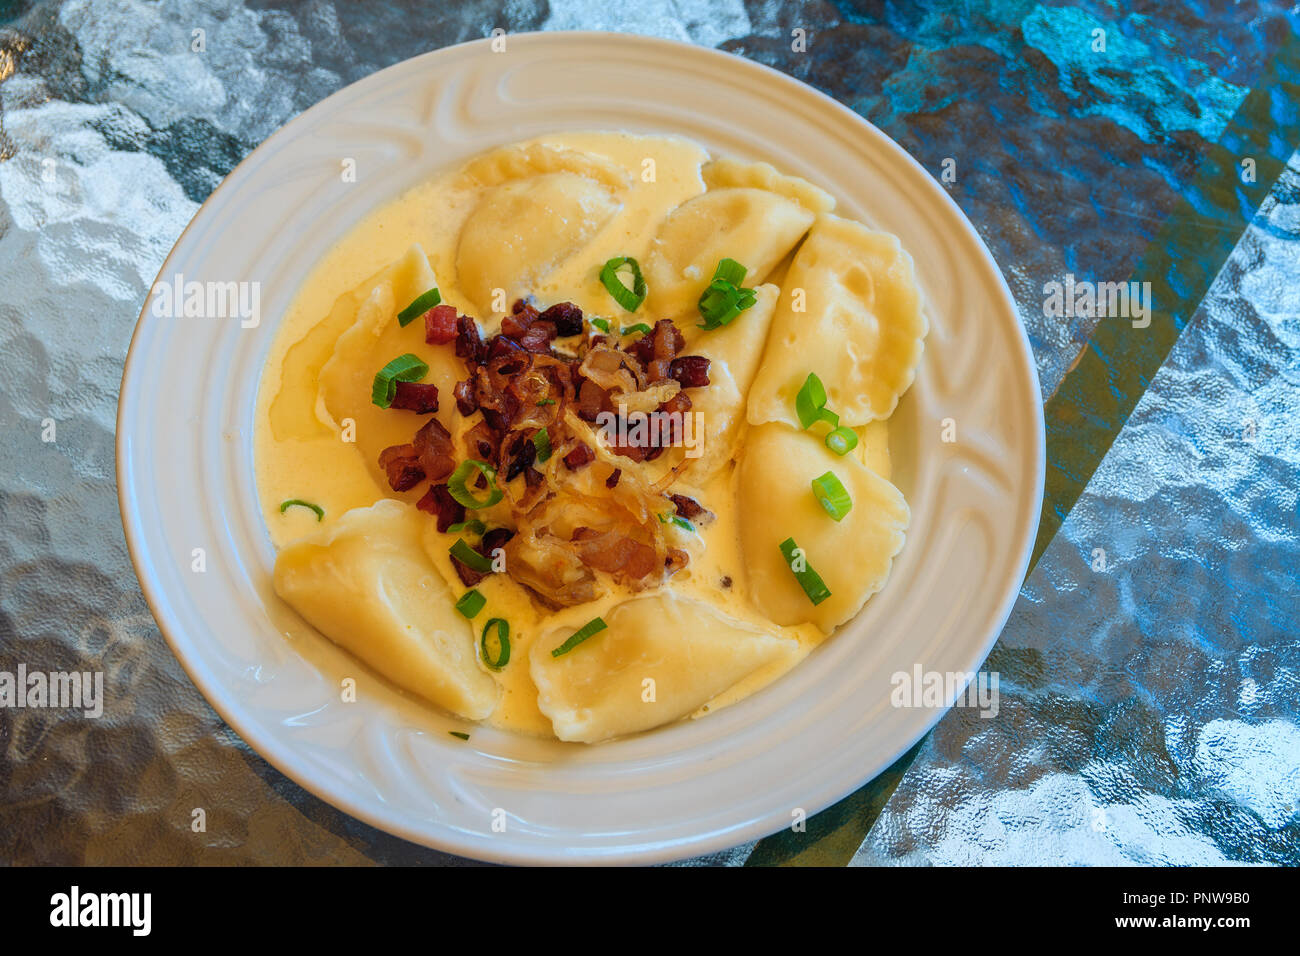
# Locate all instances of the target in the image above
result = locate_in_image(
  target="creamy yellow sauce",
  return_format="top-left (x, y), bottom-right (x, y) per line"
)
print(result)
top-left (255, 132), bottom-right (901, 740)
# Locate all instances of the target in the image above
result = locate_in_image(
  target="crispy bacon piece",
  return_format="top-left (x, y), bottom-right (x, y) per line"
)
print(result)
top-left (464, 419), bottom-right (499, 462)
top-left (606, 468), bottom-right (622, 489)
top-left (563, 443), bottom-right (595, 470)
top-left (453, 379), bottom-right (478, 417)
top-left (629, 319), bottom-right (686, 383)
top-left (669, 355), bottom-right (710, 388)
top-left (412, 417), bottom-right (455, 481)
top-left (539, 301), bottom-right (583, 337)
top-left (390, 381), bottom-right (440, 413)
top-left (669, 493), bottom-right (714, 524)
top-left (378, 444), bottom-right (424, 492)
top-left (576, 378), bottom-right (611, 421)
top-left (455, 314), bottom-right (485, 363)
top-left (424, 304), bottom-right (458, 345)
top-left (416, 483), bottom-right (465, 532)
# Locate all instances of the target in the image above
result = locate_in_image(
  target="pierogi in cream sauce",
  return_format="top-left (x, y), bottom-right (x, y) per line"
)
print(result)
top-left (256, 132), bottom-right (925, 743)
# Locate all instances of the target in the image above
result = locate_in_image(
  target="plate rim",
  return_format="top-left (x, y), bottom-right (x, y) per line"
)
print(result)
top-left (116, 29), bottom-right (1046, 865)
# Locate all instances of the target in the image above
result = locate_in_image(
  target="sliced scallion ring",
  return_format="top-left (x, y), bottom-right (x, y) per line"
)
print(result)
top-left (778, 537), bottom-right (832, 606)
top-left (447, 459), bottom-right (504, 509)
top-left (712, 257), bottom-right (748, 287)
top-left (533, 427), bottom-right (552, 463)
top-left (480, 618), bottom-right (511, 669)
top-left (550, 617), bottom-right (607, 658)
top-left (825, 426), bottom-right (859, 456)
top-left (811, 471), bottom-right (853, 521)
top-left (447, 518), bottom-right (486, 535)
top-left (397, 287), bottom-right (441, 327)
top-left (449, 538), bottom-right (493, 573)
top-left (599, 256), bottom-right (647, 312)
top-left (590, 317), bottom-right (611, 333)
top-left (371, 353), bottom-right (429, 408)
top-left (455, 589), bottom-right (487, 619)
top-left (279, 499), bottom-right (324, 521)
top-left (795, 372), bottom-right (829, 429)
top-left (621, 322), bottom-right (652, 336)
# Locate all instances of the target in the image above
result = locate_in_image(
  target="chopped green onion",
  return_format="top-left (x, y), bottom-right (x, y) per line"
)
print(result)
top-left (533, 427), bottom-right (552, 463)
top-left (450, 538), bottom-right (494, 573)
top-left (279, 498), bottom-right (324, 520)
top-left (825, 426), bottom-right (859, 456)
top-left (712, 257), bottom-right (748, 286)
top-left (811, 471), bottom-right (853, 521)
top-left (621, 322), bottom-right (652, 336)
top-left (448, 731), bottom-right (470, 740)
top-left (551, 617), bottom-right (608, 658)
top-left (795, 373), bottom-right (829, 429)
top-left (371, 353), bottom-right (430, 408)
top-left (536, 398), bottom-right (556, 406)
top-left (778, 537), bottom-right (832, 606)
top-left (697, 259), bottom-right (757, 330)
top-left (658, 512), bottom-right (693, 532)
top-left (455, 589), bottom-right (486, 619)
top-left (447, 459), bottom-right (504, 508)
top-left (480, 618), bottom-right (511, 669)
top-left (590, 317), bottom-right (611, 333)
top-left (447, 518), bottom-right (486, 535)
top-left (599, 256), bottom-right (647, 312)
top-left (397, 287), bottom-right (442, 327)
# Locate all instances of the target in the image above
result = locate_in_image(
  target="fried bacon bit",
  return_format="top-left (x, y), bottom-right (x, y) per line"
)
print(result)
top-left (455, 314), bottom-right (485, 363)
top-left (416, 483), bottom-right (464, 532)
top-left (379, 296), bottom-right (719, 606)
top-left (563, 443), bottom-right (595, 470)
top-left (668, 493), bottom-right (713, 523)
top-left (378, 444), bottom-right (424, 492)
top-left (390, 381), bottom-right (440, 413)
top-left (412, 417), bottom-right (456, 481)
top-left (669, 355), bottom-right (711, 388)
top-left (424, 304), bottom-right (458, 345)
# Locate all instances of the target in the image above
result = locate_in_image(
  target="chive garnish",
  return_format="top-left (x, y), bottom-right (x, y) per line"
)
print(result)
top-left (455, 589), bottom-right (487, 619)
top-left (599, 256), bottom-right (647, 312)
top-left (447, 459), bottom-right (504, 508)
top-left (447, 518), bottom-right (487, 535)
top-left (448, 731), bottom-right (470, 740)
top-left (397, 287), bottom-right (441, 327)
top-left (480, 618), bottom-right (511, 669)
top-left (590, 317), bottom-right (611, 333)
top-left (279, 498), bottom-right (324, 521)
top-left (551, 617), bottom-right (608, 658)
top-left (811, 471), bottom-right (853, 521)
top-left (450, 538), bottom-right (494, 573)
top-left (658, 512), bottom-right (693, 532)
top-left (825, 426), bottom-right (859, 456)
top-left (536, 398), bottom-right (556, 406)
top-left (371, 353), bottom-right (429, 408)
top-left (778, 537), bottom-right (832, 605)
top-left (795, 373), bottom-right (830, 430)
top-left (533, 427), bottom-right (552, 463)
top-left (697, 258), bottom-right (757, 330)
top-left (621, 322), bottom-right (652, 335)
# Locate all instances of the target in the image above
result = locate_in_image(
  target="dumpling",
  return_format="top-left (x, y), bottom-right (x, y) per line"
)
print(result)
top-left (702, 158), bottom-right (836, 213)
top-left (667, 283), bottom-right (779, 483)
top-left (530, 592), bottom-right (798, 743)
top-left (273, 499), bottom-right (499, 720)
top-left (747, 214), bottom-right (926, 427)
top-left (735, 424), bottom-right (909, 632)
top-left (642, 184), bottom-right (822, 320)
top-left (317, 244), bottom-right (464, 492)
top-left (455, 144), bottom-right (630, 315)
top-left (855, 420), bottom-right (892, 479)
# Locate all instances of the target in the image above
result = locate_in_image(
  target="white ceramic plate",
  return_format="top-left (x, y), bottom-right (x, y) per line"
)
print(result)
top-left (117, 31), bottom-right (1044, 865)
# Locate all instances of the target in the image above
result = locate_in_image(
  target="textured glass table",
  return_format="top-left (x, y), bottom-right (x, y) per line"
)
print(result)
top-left (1, 0), bottom-right (1296, 865)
